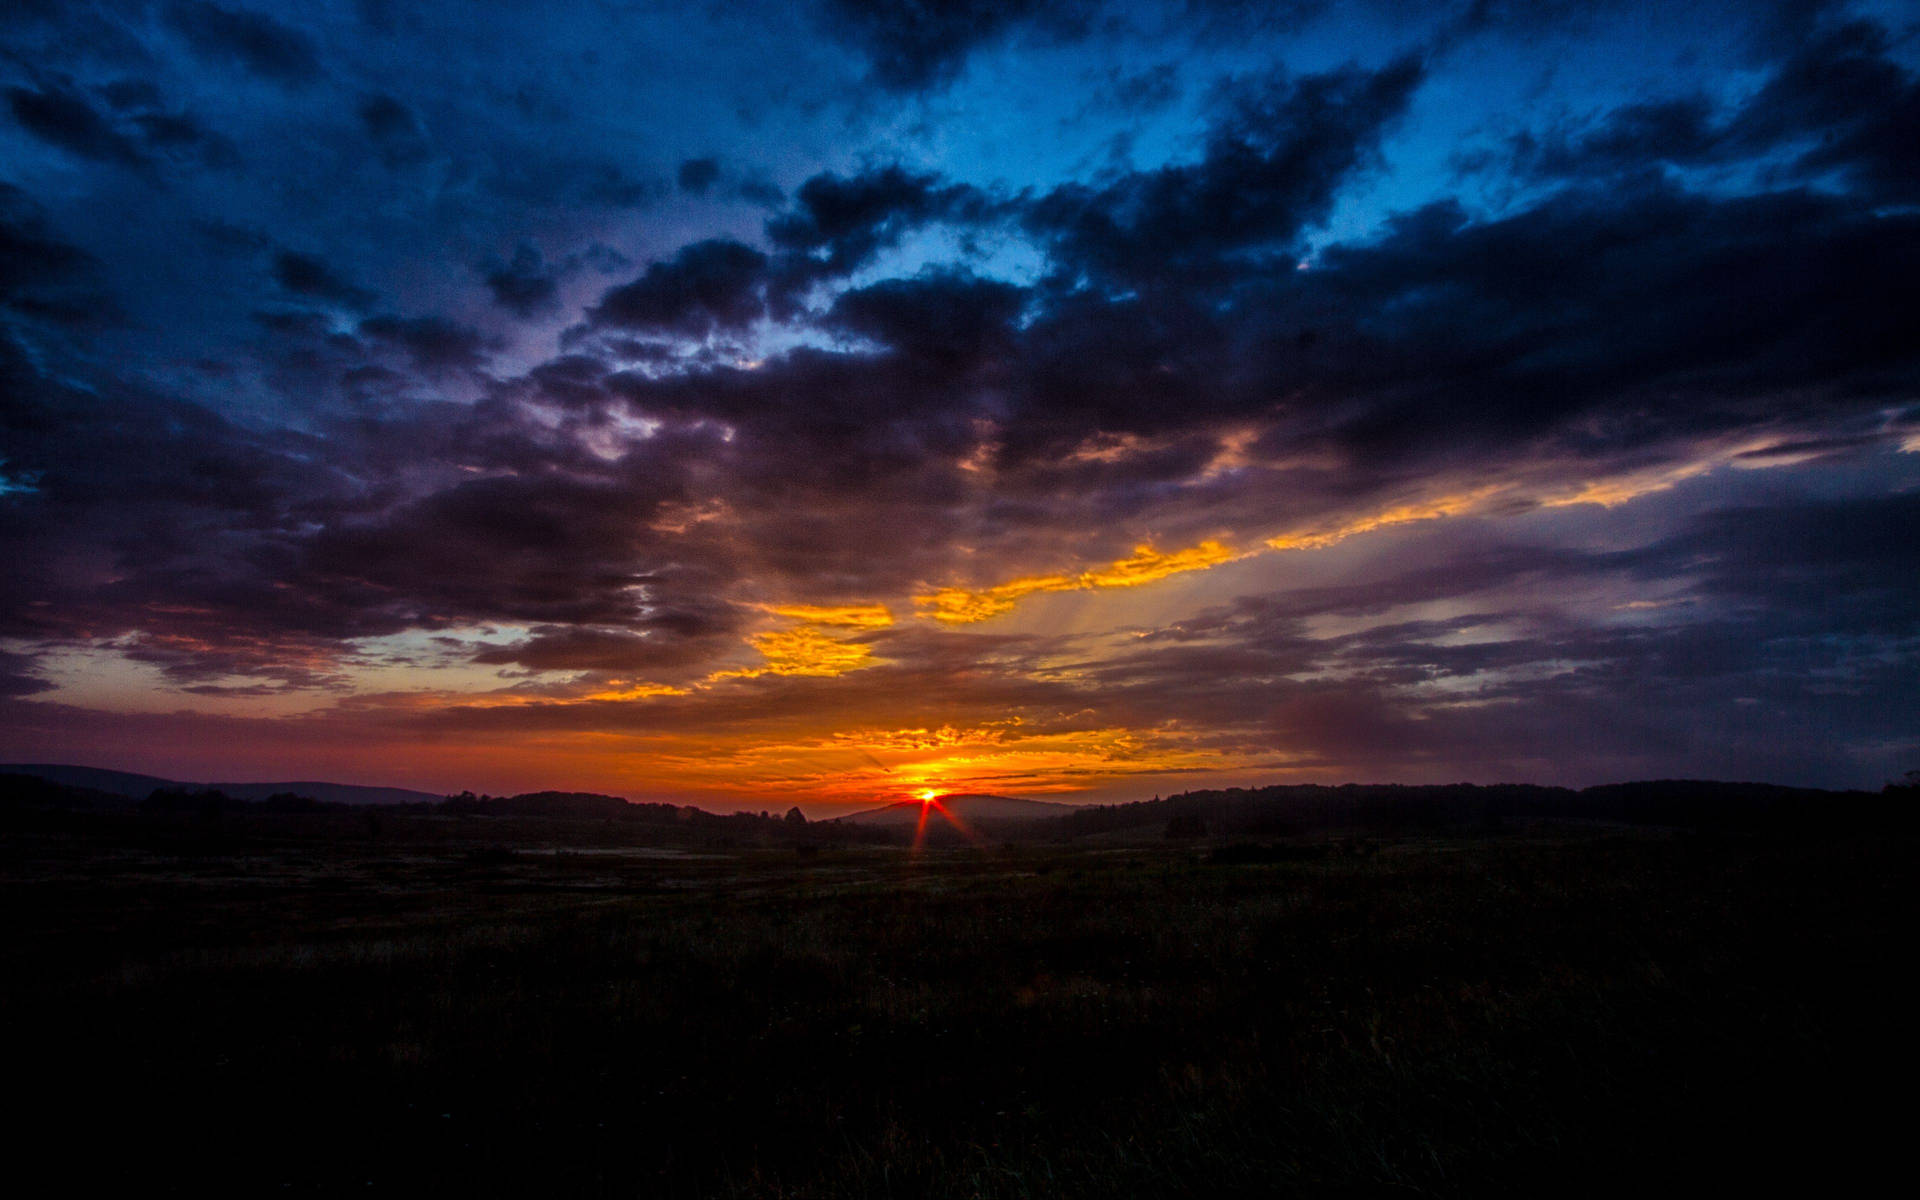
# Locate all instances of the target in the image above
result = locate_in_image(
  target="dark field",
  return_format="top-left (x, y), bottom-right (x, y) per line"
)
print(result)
top-left (3, 813), bottom-right (1913, 1195)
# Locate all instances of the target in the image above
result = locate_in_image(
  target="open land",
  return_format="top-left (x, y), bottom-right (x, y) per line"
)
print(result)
top-left (2, 804), bottom-right (1914, 1196)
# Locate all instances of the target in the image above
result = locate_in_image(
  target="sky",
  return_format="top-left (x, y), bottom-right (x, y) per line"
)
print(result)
top-left (1, 0), bottom-right (1916, 810)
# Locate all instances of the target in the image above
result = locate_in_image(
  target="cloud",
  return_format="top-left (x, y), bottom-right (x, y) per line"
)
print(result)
top-left (919, 540), bottom-right (1240, 623)
top-left (587, 239), bottom-right (770, 336)
top-left (1486, 15), bottom-right (1920, 202)
top-left (813, 0), bottom-right (1098, 92)
top-left (1024, 55), bottom-right (1425, 281)
top-left (0, 184), bottom-right (106, 321)
top-left (0, 648), bottom-right (53, 697)
top-left (358, 314), bottom-right (492, 372)
top-left (677, 156), bottom-right (720, 194)
top-left (1267, 488), bottom-right (1500, 550)
top-left (480, 243), bottom-right (560, 315)
top-left (762, 603), bottom-right (896, 628)
top-left (358, 93), bottom-right (429, 167)
top-left (272, 250), bottom-right (376, 308)
top-left (767, 166), bottom-right (988, 279)
top-left (6, 79), bottom-right (148, 168)
top-left (1735, 18), bottom-right (1920, 202)
top-left (6, 75), bottom-right (243, 175)
top-left (471, 612), bottom-right (742, 673)
top-left (165, 2), bottom-right (323, 85)
top-left (714, 624), bottom-right (884, 678)
top-left (826, 271), bottom-right (1027, 365)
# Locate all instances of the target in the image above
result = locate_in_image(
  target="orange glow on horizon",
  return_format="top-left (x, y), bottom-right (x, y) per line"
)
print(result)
top-left (910, 793), bottom-right (983, 853)
top-left (41, 446), bottom-right (1793, 810)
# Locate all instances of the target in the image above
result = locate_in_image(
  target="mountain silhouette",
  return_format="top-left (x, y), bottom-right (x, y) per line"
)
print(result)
top-left (0, 763), bottom-right (442, 807)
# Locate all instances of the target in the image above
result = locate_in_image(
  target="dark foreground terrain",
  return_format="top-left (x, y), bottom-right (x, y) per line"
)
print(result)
top-left (2, 808), bottom-right (1913, 1195)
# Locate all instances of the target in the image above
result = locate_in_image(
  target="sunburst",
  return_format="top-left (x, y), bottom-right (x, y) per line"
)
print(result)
top-left (908, 788), bottom-right (981, 853)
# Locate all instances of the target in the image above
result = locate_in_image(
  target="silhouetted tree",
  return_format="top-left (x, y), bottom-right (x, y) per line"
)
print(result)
top-left (258, 791), bottom-right (322, 813)
top-left (784, 806), bottom-right (808, 827)
top-left (144, 786), bottom-right (230, 820)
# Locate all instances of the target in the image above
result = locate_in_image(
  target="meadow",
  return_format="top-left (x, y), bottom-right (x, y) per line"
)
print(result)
top-left (2, 807), bottom-right (1911, 1195)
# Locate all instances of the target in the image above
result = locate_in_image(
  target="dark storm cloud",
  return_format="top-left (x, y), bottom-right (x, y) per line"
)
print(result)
top-left (572, 165), bottom-right (670, 210)
top-left (164, 1), bottom-right (323, 85)
top-left (126, 109), bottom-right (240, 168)
top-left (1025, 55), bottom-right (1424, 282)
top-left (678, 156), bottom-right (721, 195)
top-left (767, 166), bottom-right (988, 278)
top-left (0, 184), bottom-right (101, 318)
top-left (0, 324), bottom-right (735, 678)
top-left (605, 351), bottom-right (974, 515)
top-left (587, 239), bottom-right (770, 336)
top-left (1490, 16), bottom-right (1919, 202)
top-left (480, 243), bottom-right (560, 316)
top-left (0, 329), bottom-right (360, 657)
top-left (1630, 491), bottom-right (1920, 633)
top-left (1734, 18), bottom-right (1920, 202)
top-left (814, 0), bottom-right (1098, 91)
top-left (357, 314), bottom-right (492, 373)
top-left (587, 60), bottom-right (1915, 508)
top-left (1289, 184), bottom-right (1920, 460)
top-left (272, 250), bottom-right (375, 309)
top-left (470, 611), bottom-right (743, 673)
top-left (6, 74), bottom-right (240, 172)
top-left (357, 93), bottom-right (429, 167)
top-left (0, 647), bottom-right (52, 697)
top-left (826, 271), bottom-right (1027, 365)
top-left (298, 469), bottom-right (701, 629)
top-left (5, 78), bottom-right (147, 168)
top-left (1499, 96), bottom-right (1725, 181)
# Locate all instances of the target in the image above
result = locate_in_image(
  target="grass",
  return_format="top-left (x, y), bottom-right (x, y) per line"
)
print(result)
top-left (2, 815), bottom-right (1912, 1195)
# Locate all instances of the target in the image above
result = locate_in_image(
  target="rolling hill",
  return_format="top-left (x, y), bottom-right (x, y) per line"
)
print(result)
top-left (0, 763), bottom-right (444, 807)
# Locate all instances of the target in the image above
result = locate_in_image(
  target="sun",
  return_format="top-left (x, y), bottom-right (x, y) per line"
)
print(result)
top-left (918, 789), bottom-right (937, 804)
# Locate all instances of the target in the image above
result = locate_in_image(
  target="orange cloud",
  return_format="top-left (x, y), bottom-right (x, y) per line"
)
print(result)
top-left (917, 540), bottom-right (1240, 624)
top-left (711, 627), bottom-right (878, 679)
top-left (759, 603), bottom-right (895, 628)
top-left (582, 681), bottom-right (692, 701)
top-left (1266, 487), bottom-right (1502, 551)
top-left (1540, 463), bottom-right (1709, 508)
top-left (712, 605), bottom-right (889, 679)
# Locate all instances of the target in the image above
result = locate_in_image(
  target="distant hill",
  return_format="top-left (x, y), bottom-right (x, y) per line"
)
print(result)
top-left (839, 793), bottom-right (1069, 826)
top-left (0, 772), bottom-right (138, 810)
top-left (443, 790), bottom-right (649, 819)
top-left (1046, 779), bottom-right (1887, 839)
top-left (0, 764), bottom-right (179, 798)
top-left (205, 780), bottom-right (444, 807)
top-left (0, 763), bottom-right (442, 807)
